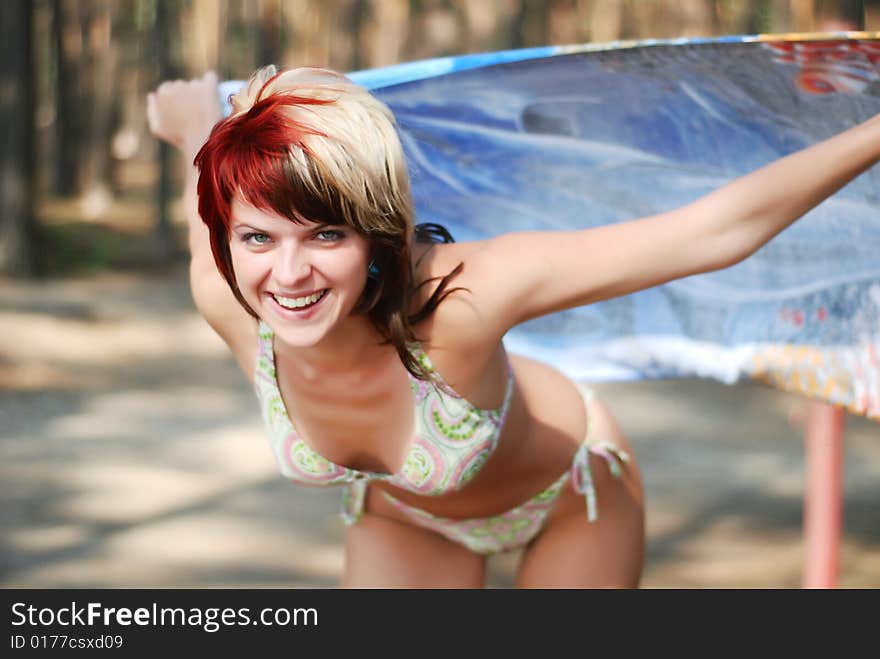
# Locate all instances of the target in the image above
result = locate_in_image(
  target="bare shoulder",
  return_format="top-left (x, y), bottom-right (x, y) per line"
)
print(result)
top-left (411, 233), bottom-right (530, 350)
top-left (410, 238), bottom-right (491, 346)
top-left (410, 239), bottom-right (512, 400)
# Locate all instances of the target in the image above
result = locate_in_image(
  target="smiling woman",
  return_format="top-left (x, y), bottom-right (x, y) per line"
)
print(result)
top-left (226, 198), bottom-right (372, 350)
top-left (188, 67), bottom-right (465, 384)
top-left (147, 57), bottom-right (880, 588)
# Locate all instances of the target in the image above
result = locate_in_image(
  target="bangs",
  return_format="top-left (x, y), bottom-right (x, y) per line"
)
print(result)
top-left (197, 92), bottom-right (348, 229)
top-left (191, 65), bottom-right (447, 382)
top-left (236, 150), bottom-right (349, 229)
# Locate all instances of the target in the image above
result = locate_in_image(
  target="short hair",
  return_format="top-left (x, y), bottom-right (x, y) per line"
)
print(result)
top-left (194, 65), bottom-right (464, 382)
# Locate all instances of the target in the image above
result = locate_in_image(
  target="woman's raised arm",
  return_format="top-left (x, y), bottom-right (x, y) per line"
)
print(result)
top-left (147, 71), bottom-right (222, 266)
top-left (458, 113), bottom-right (880, 344)
top-left (147, 72), bottom-right (257, 375)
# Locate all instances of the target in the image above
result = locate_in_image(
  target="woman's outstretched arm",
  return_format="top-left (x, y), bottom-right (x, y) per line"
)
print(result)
top-left (147, 72), bottom-right (257, 375)
top-left (147, 71), bottom-right (221, 260)
top-left (456, 114), bottom-right (880, 344)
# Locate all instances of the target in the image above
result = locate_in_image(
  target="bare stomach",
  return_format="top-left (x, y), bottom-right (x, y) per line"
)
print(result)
top-left (365, 352), bottom-right (589, 521)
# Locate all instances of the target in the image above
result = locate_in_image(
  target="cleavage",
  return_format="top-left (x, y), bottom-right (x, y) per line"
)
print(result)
top-left (278, 353), bottom-right (416, 474)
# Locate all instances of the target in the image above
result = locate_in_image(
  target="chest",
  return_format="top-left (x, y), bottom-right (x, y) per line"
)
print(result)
top-left (264, 338), bottom-right (515, 496)
top-left (277, 353), bottom-right (416, 474)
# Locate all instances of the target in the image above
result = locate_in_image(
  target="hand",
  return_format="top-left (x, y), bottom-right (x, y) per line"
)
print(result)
top-left (146, 71), bottom-right (223, 156)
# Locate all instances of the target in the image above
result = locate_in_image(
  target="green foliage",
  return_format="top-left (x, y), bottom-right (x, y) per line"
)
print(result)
top-left (38, 221), bottom-right (187, 275)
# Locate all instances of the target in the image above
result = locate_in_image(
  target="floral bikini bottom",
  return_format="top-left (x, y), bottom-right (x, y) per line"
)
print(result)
top-left (342, 388), bottom-right (630, 555)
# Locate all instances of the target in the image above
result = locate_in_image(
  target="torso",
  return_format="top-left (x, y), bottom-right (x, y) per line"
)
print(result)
top-left (237, 239), bottom-right (589, 520)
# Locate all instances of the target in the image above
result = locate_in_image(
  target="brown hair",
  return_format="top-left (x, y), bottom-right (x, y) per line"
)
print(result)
top-left (194, 65), bottom-right (466, 382)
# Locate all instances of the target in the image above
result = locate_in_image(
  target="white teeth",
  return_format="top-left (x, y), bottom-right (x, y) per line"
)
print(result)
top-left (275, 290), bottom-right (326, 309)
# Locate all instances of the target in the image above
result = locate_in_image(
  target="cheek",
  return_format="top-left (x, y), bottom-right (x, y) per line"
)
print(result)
top-left (326, 259), bottom-right (366, 288)
top-left (227, 247), bottom-right (247, 277)
top-left (325, 245), bottom-right (370, 282)
top-left (228, 246), bottom-right (263, 286)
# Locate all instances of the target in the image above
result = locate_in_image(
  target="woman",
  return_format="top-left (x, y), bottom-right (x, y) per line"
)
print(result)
top-left (147, 66), bottom-right (878, 588)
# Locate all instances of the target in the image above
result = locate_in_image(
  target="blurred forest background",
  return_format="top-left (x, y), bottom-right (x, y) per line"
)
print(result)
top-left (3, 0), bottom-right (880, 590)
top-left (0, 0), bottom-right (874, 278)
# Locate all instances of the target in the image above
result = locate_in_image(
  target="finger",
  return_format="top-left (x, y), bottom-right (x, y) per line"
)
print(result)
top-left (146, 92), bottom-right (157, 131)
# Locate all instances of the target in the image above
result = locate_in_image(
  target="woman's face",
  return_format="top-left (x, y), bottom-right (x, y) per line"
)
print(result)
top-left (229, 196), bottom-right (371, 348)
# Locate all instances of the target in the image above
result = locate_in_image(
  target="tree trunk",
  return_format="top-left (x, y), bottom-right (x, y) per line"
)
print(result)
top-left (589, 0), bottom-right (625, 42)
top-left (817, 0), bottom-right (864, 29)
top-left (51, 0), bottom-right (82, 196)
top-left (153, 0), bottom-right (179, 263)
top-left (0, 0), bottom-right (37, 276)
top-left (188, 0), bottom-right (222, 74)
top-left (510, 0), bottom-right (550, 49)
top-left (259, 0), bottom-right (283, 67)
top-left (78, 0), bottom-right (119, 218)
top-left (345, 0), bottom-right (368, 71)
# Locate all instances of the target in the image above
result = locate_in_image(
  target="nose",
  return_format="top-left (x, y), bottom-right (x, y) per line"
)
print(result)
top-left (271, 241), bottom-right (312, 288)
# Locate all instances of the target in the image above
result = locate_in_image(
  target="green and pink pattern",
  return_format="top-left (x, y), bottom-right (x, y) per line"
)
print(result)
top-left (380, 438), bottom-right (630, 555)
top-left (253, 321), bottom-right (515, 524)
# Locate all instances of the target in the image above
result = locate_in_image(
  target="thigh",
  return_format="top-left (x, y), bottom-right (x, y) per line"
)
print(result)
top-left (343, 506), bottom-right (487, 589)
top-left (516, 396), bottom-right (645, 588)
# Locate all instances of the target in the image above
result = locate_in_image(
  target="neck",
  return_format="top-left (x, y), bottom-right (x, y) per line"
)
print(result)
top-left (273, 314), bottom-right (391, 381)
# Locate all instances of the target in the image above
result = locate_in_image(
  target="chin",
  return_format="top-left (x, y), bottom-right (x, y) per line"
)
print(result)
top-left (270, 324), bottom-right (329, 349)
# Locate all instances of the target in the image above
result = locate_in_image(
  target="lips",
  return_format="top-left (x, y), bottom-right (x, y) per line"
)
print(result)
top-left (272, 289), bottom-right (328, 310)
top-left (267, 288), bottom-right (329, 318)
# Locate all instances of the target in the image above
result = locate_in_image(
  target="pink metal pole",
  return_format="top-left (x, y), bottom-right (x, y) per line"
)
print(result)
top-left (802, 400), bottom-right (846, 589)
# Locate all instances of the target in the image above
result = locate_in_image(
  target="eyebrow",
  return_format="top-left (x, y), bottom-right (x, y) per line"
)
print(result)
top-left (230, 221), bottom-right (335, 232)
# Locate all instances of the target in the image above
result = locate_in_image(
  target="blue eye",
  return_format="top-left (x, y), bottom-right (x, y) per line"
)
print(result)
top-left (243, 232), bottom-right (270, 245)
top-left (317, 229), bottom-right (344, 241)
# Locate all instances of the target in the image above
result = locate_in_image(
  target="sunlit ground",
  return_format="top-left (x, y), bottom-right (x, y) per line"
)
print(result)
top-left (2, 266), bottom-right (878, 588)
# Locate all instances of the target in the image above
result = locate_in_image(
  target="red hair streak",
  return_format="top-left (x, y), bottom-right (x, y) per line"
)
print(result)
top-left (194, 89), bottom-right (334, 314)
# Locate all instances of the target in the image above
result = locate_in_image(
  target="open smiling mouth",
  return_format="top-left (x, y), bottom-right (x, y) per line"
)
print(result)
top-left (271, 289), bottom-right (329, 311)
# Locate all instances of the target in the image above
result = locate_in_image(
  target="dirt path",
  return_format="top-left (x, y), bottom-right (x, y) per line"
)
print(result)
top-left (2, 267), bottom-right (878, 587)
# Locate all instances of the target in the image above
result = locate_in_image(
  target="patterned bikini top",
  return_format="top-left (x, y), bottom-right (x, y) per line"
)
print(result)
top-left (254, 321), bottom-right (515, 498)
